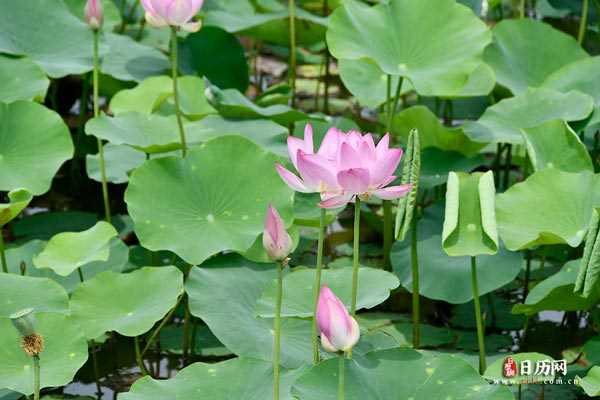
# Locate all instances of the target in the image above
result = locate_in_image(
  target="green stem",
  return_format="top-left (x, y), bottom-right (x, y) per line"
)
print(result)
top-left (383, 200), bottom-right (393, 269)
top-left (90, 340), bottom-right (103, 397)
top-left (273, 261), bottom-right (284, 400)
top-left (385, 75), bottom-right (392, 123)
top-left (93, 30), bottom-right (111, 222)
top-left (350, 198), bottom-right (361, 316)
top-left (141, 295), bottom-right (183, 356)
top-left (182, 296), bottom-right (191, 361)
top-left (338, 353), bottom-right (345, 400)
top-left (311, 208), bottom-right (327, 363)
top-left (471, 256), bottom-right (486, 374)
top-left (523, 250), bottom-right (531, 302)
top-left (503, 144), bottom-right (512, 190)
top-left (518, 384), bottom-right (522, 400)
top-left (520, 0), bottom-right (525, 17)
top-left (322, 0), bottom-right (330, 114)
top-left (288, 0), bottom-right (297, 107)
top-left (135, 18), bottom-right (146, 41)
top-left (410, 214), bottom-right (420, 348)
top-left (33, 355), bottom-right (40, 400)
top-left (77, 268), bottom-right (85, 283)
top-left (579, 0), bottom-right (589, 44)
top-left (0, 232), bottom-right (8, 273)
top-left (170, 27), bottom-right (187, 157)
top-left (135, 336), bottom-right (149, 376)
top-left (385, 76), bottom-right (403, 132)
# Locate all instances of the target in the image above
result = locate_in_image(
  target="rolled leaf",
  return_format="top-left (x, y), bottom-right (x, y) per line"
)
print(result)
top-left (574, 208), bottom-right (600, 297)
top-left (442, 171), bottom-right (498, 257)
top-left (395, 129), bottom-right (420, 241)
top-left (0, 189), bottom-right (32, 227)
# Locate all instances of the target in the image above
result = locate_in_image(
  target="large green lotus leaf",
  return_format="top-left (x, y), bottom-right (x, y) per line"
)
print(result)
top-left (12, 211), bottom-right (98, 241)
top-left (327, 0), bottom-right (491, 96)
top-left (209, 86), bottom-right (309, 126)
top-left (0, 101), bottom-right (74, 195)
top-left (179, 27), bottom-right (249, 92)
top-left (578, 366), bottom-right (600, 397)
top-left (522, 120), bottom-right (593, 173)
top-left (483, 19), bottom-right (588, 94)
top-left (121, 357), bottom-right (306, 400)
top-left (496, 169), bottom-right (600, 250)
top-left (543, 57), bottom-right (600, 104)
top-left (0, 56), bottom-right (49, 102)
top-left (512, 260), bottom-right (598, 315)
top-left (0, 274), bottom-right (69, 317)
top-left (442, 171), bottom-right (498, 257)
top-left (0, 189), bottom-right (32, 227)
top-left (392, 237), bottom-right (522, 304)
top-left (420, 148), bottom-right (485, 189)
top-left (292, 349), bottom-right (513, 400)
top-left (33, 221), bottom-right (118, 276)
top-left (110, 76), bottom-right (215, 118)
top-left (0, 313), bottom-right (88, 395)
top-left (484, 352), bottom-right (555, 385)
top-left (0, 390), bottom-right (20, 400)
top-left (125, 136), bottom-right (294, 265)
top-left (391, 106), bottom-right (484, 155)
top-left (86, 143), bottom-right (146, 184)
top-left (6, 239), bottom-right (129, 293)
top-left (159, 324), bottom-right (232, 357)
top-left (463, 88), bottom-right (594, 144)
top-left (186, 254), bottom-right (313, 368)
top-left (256, 267), bottom-right (399, 318)
top-left (70, 266), bottom-right (184, 339)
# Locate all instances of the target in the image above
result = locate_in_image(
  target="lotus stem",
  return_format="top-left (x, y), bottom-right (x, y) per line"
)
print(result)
top-left (90, 340), bottom-right (103, 397)
top-left (322, 0), bottom-right (330, 114)
top-left (93, 29), bottom-right (111, 223)
top-left (33, 355), bottom-right (40, 400)
top-left (134, 336), bottom-right (149, 376)
top-left (0, 232), bottom-right (8, 273)
top-left (182, 296), bottom-right (191, 361)
top-left (170, 27), bottom-right (188, 157)
top-left (470, 256), bottom-right (486, 374)
top-left (519, 0), bottom-right (525, 18)
top-left (141, 295), bottom-right (183, 356)
top-left (410, 214), bottom-right (420, 348)
top-left (579, 0), bottom-right (589, 44)
top-left (311, 208), bottom-right (327, 363)
top-left (288, 0), bottom-right (297, 107)
top-left (503, 144), bottom-right (512, 190)
top-left (338, 352), bottom-right (345, 400)
top-left (273, 259), bottom-right (285, 400)
top-left (523, 250), bottom-right (532, 302)
top-left (77, 268), bottom-right (85, 283)
top-left (350, 197), bottom-right (361, 316)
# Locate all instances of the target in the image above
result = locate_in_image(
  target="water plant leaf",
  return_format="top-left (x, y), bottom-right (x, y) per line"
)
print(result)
top-left (483, 19), bottom-right (588, 94)
top-left (125, 136), bottom-right (294, 265)
top-left (186, 254), bottom-right (312, 368)
top-left (0, 313), bottom-right (88, 395)
top-left (0, 56), bottom-right (49, 102)
top-left (483, 352), bottom-right (555, 385)
top-left (33, 221), bottom-right (118, 277)
top-left (327, 0), bottom-right (491, 96)
top-left (256, 267), bottom-right (399, 318)
top-left (0, 189), bottom-right (33, 227)
top-left (391, 106), bottom-right (484, 155)
top-left (575, 209), bottom-right (600, 297)
top-left (521, 120), bottom-right (593, 173)
top-left (442, 171), bottom-right (498, 257)
top-left (70, 266), bottom-right (184, 339)
top-left (0, 274), bottom-right (70, 317)
top-left (496, 169), bottom-right (600, 250)
top-left (419, 148), bottom-right (485, 189)
top-left (463, 88), bottom-right (595, 144)
top-left (86, 143), bottom-right (146, 184)
top-left (578, 366), bottom-right (600, 397)
top-left (0, 101), bottom-right (74, 195)
top-left (395, 129), bottom-right (420, 241)
top-left (542, 56), bottom-right (600, 104)
top-left (292, 348), bottom-right (513, 399)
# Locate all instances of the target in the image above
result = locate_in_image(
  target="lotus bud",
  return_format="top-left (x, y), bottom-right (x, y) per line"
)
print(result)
top-left (316, 285), bottom-right (360, 353)
top-left (11, 308), bottom-right (44, 356)
top-left (141, 0), bottom-right (204, 32)
top-left (84, 0), bottom-right (103, 30)
top-left (263, 205), bottom-right (293, 262)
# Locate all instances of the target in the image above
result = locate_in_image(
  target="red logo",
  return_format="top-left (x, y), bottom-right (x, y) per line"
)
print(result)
top-left (503, 356), bottom-right (518, 377)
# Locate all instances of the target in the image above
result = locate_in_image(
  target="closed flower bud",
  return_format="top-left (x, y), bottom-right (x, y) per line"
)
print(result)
top-left (262, 205), bottom-right (293, 261)
top-left (316, 285), bottom-right (360, 353)
top-left (84, 0), bottom-right (103, 30)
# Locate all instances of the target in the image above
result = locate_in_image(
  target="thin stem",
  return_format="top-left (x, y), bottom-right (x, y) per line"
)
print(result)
top-left (523, 250), bottom-right (531, 302)
top-left (170, 27), bottom-right (187, 157)
top-left (579, 0), bottom-right (589, 44)
top-left (385, 75), bottom-right (403, 132)
top-left (90, 340), bottom-right (103, 398)
top-left (33, 355), bottom-right (40, 400)
top-left (135, 18), bottom-right (146, 41)
top-left (493, 143), bottom-right (503, 187)
top-left (503, 144), bottom-right (512, 190)
top-left (338, 353), bottom-right (345, 400)
top-left (322, 0), bottom-right (330, 114)
top-left (520, 0), bottom-right (525, 17)
top-left (0, 232), bottom-right (8, 273)
top-left (141, 295), bottom-right (183, 356)
top-left (134, 336), bottom-right (149, 376)
top-left (190, 317), bottom-right (198, 357)
top-left (385, 75), bottom-right (392, 123)
top-left (410, 214), bottom-right (420, 348)
top-left (93, 30), bottom-right (111, 222)
top-left (471, 256), bottom-right (487, 374)
top-left (182, 296), bottom-right (191, 361)
top-left (288, 0), bottom-right (297, 107)
top-left (311, 208), bottom-right (327, 363)
top-left (273, 261), bottom-right (284, 400)
top-left (350, 198), bottom-right (361, 315)
top-left (77, 268), bottom-right (85, 283)
top-left (383, 200), bottom-right (393, 269)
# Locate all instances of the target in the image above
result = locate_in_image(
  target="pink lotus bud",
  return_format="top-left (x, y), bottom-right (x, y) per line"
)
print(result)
top-left (263, 205), bottom-right (293, 261)
top-left (84, 0), bottom-right (103, 30)
top-left (141, 0), bottom-right (204, 32)
top-left (316, 285), bottom-right (360, 353)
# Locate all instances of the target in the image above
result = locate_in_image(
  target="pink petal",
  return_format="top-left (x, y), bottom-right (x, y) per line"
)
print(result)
top-left (358, 140), bottom-right (376, 167)
top-left (148, 0), bottom-right (171, 19)
top-left (370, 148), bottom-right (403, 186)
top-left (375, 133), bottom-right (390, 159)
top-left (372, 184), bottom-right (412, 200)
top-left (190, 0), bottom-right (205, 13)
top-left (297, 151), bottom-right (338, 191)
top-left (337, 168), bottom-right (370, 195)
top-left (319, 193), bottom-right (353, 209)
top-left (167, 0), bottom-right (194, 25)
top-left (275, 163), bottom-right (311, 193)
top-left (345, 131), bottom-right (362, 149)
top-left (338, 142), bottom-right (362, 170)
top-left (263, 204), bottom-right (292, 260)
top-left (318, 127), bottom-right (342, 159)
top-left (316, 285), bottom-right (359, 352)
top-left (304, 124), bottom-right (314, 153)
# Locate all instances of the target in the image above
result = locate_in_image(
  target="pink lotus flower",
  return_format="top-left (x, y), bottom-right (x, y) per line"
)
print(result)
top-left (316, 285), bottom-right (360, 353)
top-left (263, 205), bottom-right (293, 261)
top-left (141, 0), bottom-right (204, 32)
top-left (276, 124), bottom-right (411, 209)
top-left (84, 0), bottom-right (103, 29)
